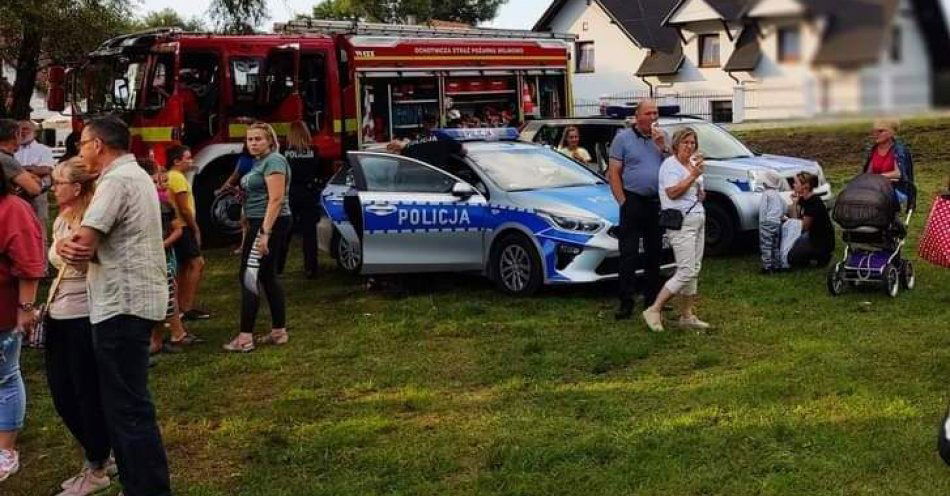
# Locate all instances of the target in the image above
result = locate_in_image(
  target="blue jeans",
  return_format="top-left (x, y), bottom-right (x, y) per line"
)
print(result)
top-left (92, 315), bottom-right (170, 496)
top-left (0, 331), bottom-right (25, 432)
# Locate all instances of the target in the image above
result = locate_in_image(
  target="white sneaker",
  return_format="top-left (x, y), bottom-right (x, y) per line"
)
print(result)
top-left (56, 468), bottom-right (110, 495)
top-left (61, 470), bottom-right (85, 489)
top-left (642, 308), bottom-right (665, 332)
top-left (0, 449), bottom-right (19, 482)
top-left (679, 315), bottom-right (711, 330)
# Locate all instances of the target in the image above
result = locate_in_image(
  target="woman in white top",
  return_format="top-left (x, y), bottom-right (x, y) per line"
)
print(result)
top-left (46, 158), bottom-right (115, 494)
top-left (642, 127), bottom-right (710, 332)
top-left (557, 126), bottom-right (592, 163)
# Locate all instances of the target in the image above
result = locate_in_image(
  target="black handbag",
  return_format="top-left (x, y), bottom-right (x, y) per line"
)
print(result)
top-left (658, 199), bottom-right (701, 231)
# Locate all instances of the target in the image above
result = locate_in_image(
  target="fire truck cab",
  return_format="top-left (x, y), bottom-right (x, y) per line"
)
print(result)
top-left (46, 22), bottom-right (575, 239)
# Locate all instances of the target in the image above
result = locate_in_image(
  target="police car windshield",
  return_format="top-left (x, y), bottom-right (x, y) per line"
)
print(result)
top-left (467, 146), bottom-right (603, 192)
top-left (662, 122), bottom-right (753, 160)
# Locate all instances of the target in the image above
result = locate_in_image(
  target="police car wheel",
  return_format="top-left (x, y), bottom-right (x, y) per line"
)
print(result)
top-left (491, 233), bottom-right (542, 296)
top-left (333, 231), bottom-right (362, 274)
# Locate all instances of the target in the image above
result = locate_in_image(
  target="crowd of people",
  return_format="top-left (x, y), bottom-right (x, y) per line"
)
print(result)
top-left (0, 95), bottom-right (937, 493)
top-left (0, 112), bottom-right (321, 494)
top-left (604, 101), bottom-right (915, 332)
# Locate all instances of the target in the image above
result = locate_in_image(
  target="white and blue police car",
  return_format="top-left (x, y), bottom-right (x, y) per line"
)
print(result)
top-left (318, 128), bottom-right (674, 295)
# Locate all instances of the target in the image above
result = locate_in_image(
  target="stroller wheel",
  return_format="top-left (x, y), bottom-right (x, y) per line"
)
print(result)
top-left (883, 263), bottom-right (900, 298)
top-left (827, 263), bottom-right (845, 296)
top-left (900, 260), bottom-right (915, 290)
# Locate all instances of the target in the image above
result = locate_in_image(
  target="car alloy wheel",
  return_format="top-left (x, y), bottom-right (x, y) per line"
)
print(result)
top-left (499, 244), bottom-right (531, 292)
top-left (491, 233), bottom-right (542, 296)
top-left (336, 234), bottom-right (362, 274)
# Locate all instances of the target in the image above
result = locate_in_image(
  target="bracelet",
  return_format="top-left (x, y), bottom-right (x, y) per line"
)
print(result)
top-left (17, 302), bottom-right (35, 312)
top-left (260, 229), bottom-right (271, 236)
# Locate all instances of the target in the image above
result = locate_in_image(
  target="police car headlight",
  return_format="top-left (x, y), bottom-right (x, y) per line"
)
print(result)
top-left (540, 211), bottom-right (604, 233)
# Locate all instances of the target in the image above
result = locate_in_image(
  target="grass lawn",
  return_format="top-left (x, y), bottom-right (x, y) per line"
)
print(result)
top-left (7, 117), bottom-right (950, 495)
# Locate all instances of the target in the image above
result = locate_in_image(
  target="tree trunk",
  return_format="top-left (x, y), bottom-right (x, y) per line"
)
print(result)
top-left (11, 25), bottom-right (43, 120)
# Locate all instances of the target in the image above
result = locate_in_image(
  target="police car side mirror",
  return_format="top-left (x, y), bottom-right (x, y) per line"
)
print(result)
top-left (451, 182), bottom-right (475, 200)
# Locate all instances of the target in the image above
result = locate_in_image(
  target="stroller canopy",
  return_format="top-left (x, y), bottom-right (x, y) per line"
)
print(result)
top-left (833, 173), bottom-right (899, 229)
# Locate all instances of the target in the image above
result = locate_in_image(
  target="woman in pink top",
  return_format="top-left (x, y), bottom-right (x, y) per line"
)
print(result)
top-left (0, 148), bottom-right (44, 482)
top-left (45, 157), bottom-right (115, 494)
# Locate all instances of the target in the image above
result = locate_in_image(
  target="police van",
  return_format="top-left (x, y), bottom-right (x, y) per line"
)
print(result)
top-left (318, 128), bottom-right (674, 295)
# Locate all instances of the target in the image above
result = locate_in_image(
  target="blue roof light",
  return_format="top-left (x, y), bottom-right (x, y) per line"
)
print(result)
top-left (434, 128), bottom-right (520, 142)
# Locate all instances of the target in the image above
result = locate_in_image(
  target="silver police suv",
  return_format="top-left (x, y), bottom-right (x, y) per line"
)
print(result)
top-left (520, 115), bottom-right (833, 255)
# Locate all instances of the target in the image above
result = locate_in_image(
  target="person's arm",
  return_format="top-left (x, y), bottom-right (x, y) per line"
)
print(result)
top-left (664, 161), bottom-right (702, 200)
top-left (608, 158), bottom-right (625, 205)
top-left (12, 171), bottom-right (41, 196)
top-left (164, 222), bottom-right (183, 248)
top-left (256, 171), bottom-right (287, 256)
top-left (173, 191), bottom-right (200, 245)
top-left (23, 165), bottom-right (52, 177)
top-left (217, 166), bottom-right (241, 194)
top-left (57, 226), bottom-right (101, 264)
top-left (17, 278), bottom-right (40, 332)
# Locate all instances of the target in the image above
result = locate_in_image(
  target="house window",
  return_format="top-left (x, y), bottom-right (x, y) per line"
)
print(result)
top-left (710, 100), bottom-right (733, 123)
top-left (891, 26), bottom-right (902, 62)
top-left (778, 26), bottom-right (801, 63)
top-left (699, 34), bottom-right (720, 68)
top-left (576, 41), bottom-right (595, 73)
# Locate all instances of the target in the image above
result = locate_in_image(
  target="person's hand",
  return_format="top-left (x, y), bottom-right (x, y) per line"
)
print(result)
top-left (698, 189), bottom-right (706, 202)
top-left (255, 232), bottom-right (270, 256)
top-left (59, 234), bottom-right (93, 264)
top-left (215, 183), bottom-right (235, 196)
top-left (17, 307), bottom-right (37, 334)
top-left (652, 122), bottom-right (666, 150)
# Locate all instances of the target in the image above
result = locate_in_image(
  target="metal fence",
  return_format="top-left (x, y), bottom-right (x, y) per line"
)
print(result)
top-left (573, 89), bottom-right (735, 122)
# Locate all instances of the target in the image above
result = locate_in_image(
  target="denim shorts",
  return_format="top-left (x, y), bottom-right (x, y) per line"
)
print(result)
top-left (0, 330), bottom-right (25, 431)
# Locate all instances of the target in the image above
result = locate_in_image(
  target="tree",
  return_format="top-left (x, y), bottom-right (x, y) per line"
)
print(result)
top-left (309, 0), bottom-right (507, 25)
top-left (136, 8), bottom-right (207, 32)
top-left (0, 0), bottom-right (132, 119)
top-left (208, 0), bottom-right (269, 34)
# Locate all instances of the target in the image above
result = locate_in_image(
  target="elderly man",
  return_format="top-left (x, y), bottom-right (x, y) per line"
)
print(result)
top-left (58, 116), bottom-right (171, 496)
top-left (14, 120), bottom-right (54, 235)
top-left (607, 99), bottom-right (669, 320)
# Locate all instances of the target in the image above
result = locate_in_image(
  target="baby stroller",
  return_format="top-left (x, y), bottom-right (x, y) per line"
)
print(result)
top-left (827, 173), bottom-right (917, 297)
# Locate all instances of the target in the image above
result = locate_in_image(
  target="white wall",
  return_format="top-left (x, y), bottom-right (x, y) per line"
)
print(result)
top-left (547, 0), bottom-right (652, 108)
top-left (860, 0), bottom-right (932, 112)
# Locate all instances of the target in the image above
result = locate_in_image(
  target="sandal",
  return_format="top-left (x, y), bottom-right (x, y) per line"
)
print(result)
top-left (256, 330), bottom-right (288, 345)
top-left (222, 336), bottom-right (255, 353)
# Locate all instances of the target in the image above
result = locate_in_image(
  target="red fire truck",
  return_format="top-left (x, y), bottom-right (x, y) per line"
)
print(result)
top-left (46, 20), bottom-right (575, 238)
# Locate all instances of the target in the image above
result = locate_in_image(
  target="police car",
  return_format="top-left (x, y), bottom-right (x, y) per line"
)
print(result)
top-left (318, 128), bottom-right (674, 295)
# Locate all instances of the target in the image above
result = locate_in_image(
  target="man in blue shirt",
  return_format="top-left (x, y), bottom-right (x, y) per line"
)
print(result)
top-left (608, 100), bottom-right (668, 320)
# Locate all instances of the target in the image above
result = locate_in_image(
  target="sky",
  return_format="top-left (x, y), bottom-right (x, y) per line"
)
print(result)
top-left (143, 0), bottom-right (949, 32)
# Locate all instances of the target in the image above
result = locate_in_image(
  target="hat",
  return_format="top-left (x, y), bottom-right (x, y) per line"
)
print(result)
top-left (762, 170), bottom-right (783, 190)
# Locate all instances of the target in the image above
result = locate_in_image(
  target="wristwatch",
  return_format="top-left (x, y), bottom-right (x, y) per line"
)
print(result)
top-left (17, 302), bottom-right (35, 312)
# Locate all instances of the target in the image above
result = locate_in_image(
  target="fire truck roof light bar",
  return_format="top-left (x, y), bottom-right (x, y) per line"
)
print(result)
top-left (275, 19), bottom-right (576, 41)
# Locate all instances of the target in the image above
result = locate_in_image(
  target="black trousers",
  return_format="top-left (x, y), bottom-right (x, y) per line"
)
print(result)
top-left (92, 315), bottom-right (170, 496)
top-left (788, 234), bottom-right (833, 268)
top-left (241, 216), bottom-right (290, 334)
top-left (45, 317), bottom-right (112, 468)
top-left (618, 191), bottom-right (663, 306)
top-left (279, 192), bottom-right (319, 275)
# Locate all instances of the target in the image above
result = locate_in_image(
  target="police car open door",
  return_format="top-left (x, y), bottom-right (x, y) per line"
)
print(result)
top-left (346, 152), bottom-right (490, 273)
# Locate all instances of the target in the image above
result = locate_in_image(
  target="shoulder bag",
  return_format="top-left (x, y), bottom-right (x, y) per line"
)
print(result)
top-left (27, 265), bottom-right (67, 349)
top-left (659, 199), bottom-right (701, 231)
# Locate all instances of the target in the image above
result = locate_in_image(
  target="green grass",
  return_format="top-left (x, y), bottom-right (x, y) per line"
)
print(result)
top-left (7, 117), bottom-right (950, 495)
